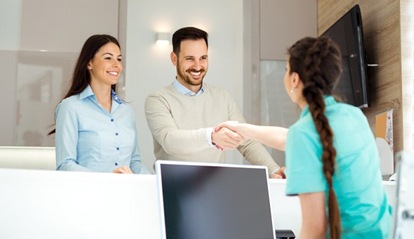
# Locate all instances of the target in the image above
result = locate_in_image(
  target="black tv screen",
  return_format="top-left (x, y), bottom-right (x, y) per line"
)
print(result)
top-left (322, 4), bottom-right (369, 108)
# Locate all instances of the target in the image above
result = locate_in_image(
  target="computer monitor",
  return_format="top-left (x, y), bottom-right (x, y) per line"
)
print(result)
top-left (155, 160), bottom-right (276, 239)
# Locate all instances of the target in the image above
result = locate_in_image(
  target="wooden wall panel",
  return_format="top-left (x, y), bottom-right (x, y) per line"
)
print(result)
top-left (318, 0), bottom-right (403, 153)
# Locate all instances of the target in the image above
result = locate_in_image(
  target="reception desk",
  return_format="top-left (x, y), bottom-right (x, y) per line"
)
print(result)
top-left (0, 168), bottom-right (396, 239)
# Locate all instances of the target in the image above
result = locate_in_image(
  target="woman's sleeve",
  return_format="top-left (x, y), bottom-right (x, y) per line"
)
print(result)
top-left (129, 112), bottom-right (150, 174)
top-left (55, 101), bottom-right (90, 172)
top-left (285, 126), bottom-right (327, 195)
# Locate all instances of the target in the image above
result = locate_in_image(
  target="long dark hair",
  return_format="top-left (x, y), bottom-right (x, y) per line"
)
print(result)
top-left (288, 36), bottom-right (342, 239)
top-left (48, 34), bottom-right (121, 135)
top-left (172, 26), bottom-right (208, 55)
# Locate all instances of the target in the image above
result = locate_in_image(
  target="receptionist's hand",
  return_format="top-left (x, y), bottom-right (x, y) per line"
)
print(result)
top-left (211, 126), bottom-right (244, 150)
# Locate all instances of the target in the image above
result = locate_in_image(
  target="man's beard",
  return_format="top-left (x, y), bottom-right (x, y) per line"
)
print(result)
top-left (177, 68), bottom-right (206, 86)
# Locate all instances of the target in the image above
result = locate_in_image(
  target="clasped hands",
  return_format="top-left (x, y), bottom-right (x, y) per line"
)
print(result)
top-left (212, 121), bottom-right (246, 151)
top-left (212, 121), bottom-right (286, 179)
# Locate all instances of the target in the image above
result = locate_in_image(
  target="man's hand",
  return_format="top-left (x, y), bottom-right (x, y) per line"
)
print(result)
top-left (212, 127), bottom-right (244, 150)
top-left (271, 166), bottom-right (286, 179)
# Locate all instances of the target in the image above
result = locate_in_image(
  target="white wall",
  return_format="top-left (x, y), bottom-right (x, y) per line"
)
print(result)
top-left (121, 0), bottom-right (244, 171)
top-left (0, 0), bottom-right (22, 50)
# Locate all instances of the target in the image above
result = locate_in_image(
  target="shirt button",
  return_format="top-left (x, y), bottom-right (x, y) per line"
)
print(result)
top-left (115, 162), bottom-right (119, 166)
top-left (111, 119), bottom-right (114, 122)
top-left (116, 147), bottom-right (119, 150)
top-left (115, 132), bottom-right (119, 136)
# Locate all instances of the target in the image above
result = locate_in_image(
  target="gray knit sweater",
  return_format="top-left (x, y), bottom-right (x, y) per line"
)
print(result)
top-left (144, 83), bottom-right (279, 174)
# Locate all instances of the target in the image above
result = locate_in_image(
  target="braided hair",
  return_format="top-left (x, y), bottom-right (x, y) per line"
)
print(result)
top-left (288, 36), bottom-right (342, 239)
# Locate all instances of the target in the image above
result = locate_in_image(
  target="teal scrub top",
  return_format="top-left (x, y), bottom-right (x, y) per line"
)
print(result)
top-left (285, 96), bottom-right (392, 239)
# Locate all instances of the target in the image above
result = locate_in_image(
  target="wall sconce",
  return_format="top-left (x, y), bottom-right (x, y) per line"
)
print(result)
top-left (156, 32), bottom-right (170, 46)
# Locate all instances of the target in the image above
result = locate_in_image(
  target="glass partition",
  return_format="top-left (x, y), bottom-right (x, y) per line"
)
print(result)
top-left (0, 0), bottom-right (119, 146)
top-left (260, 60), bottom-right (301, 165)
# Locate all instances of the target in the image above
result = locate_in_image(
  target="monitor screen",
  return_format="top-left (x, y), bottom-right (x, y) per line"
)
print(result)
top-left (156, 161), bottom-right (276, 239)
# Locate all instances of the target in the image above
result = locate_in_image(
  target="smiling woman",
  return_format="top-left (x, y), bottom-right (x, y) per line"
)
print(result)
top-left (48, 34), bottom-right (149, 174)
top-left (87, 42), bottom-right (123, 112)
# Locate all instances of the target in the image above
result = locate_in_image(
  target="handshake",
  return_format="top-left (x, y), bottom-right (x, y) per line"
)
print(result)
top-left (212, 121), bottom-right (288, 179)
top-left (212, 121), bottom-right (248, 151)
top-left (212, 121), bottom-right (287, 152)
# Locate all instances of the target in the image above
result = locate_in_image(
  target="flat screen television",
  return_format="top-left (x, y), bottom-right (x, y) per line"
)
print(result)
top-left (322, 4), bottom-right (369, 108)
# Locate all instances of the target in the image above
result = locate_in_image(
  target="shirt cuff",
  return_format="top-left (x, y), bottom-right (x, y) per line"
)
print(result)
top-left (205, 127), bottom-right (215, 147)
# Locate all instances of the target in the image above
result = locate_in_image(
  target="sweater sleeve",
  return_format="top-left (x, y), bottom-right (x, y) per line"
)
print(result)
top-left (144, 91), bottom-right (212, 155)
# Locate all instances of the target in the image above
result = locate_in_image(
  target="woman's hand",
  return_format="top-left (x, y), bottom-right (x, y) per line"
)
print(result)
top-left (112, 166), bottom-right (133, 174)
top-left (215, 121), bottom-right (247, 138)
top-left (211, 126), bottom-right (244, 150)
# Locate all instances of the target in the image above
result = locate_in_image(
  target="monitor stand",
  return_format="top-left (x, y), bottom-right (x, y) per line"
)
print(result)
top-left (276, 229), bottom-right (295, 239)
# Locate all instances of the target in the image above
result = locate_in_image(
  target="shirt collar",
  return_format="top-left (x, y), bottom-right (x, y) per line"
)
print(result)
top-left (79, 85), bottom-right (123, 105)
top-left (80, 85), bottom-right (94, 100)
top-left (111, 89), bottom-right (123, 104)
top-left (300, 95), bottom-right (336, 118)
top-left (172, 78), bottom-right (205, 96)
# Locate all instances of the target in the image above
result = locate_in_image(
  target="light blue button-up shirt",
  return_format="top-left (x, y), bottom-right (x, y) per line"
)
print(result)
top-left (55, 85), bottom-right (148, 174)
top-left (172, 78), bottom-right (205, 96)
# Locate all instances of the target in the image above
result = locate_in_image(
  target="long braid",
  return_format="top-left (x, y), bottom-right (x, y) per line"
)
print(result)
top-left (305, 37), bottom-right (341, 239)
top-left (304, 88), bottom-right (341, 239)
top-left (289, 36), bottom-right (342, 238)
